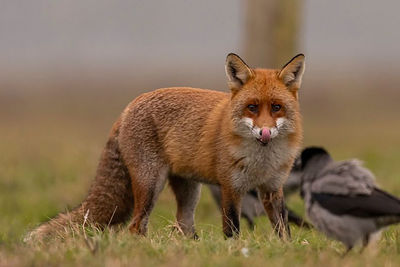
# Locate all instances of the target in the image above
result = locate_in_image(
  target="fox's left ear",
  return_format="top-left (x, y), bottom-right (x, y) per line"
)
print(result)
top-left (225, 53), bottom-right (254, 93)
top-left (279, 54), bottom-right (305, 92)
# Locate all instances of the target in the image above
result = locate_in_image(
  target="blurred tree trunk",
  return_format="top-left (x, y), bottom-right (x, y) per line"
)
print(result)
top-left (243, 0), bottom-right (303, 68)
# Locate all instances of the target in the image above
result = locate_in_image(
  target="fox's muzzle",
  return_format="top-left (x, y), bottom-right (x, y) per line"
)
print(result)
top-left (258, 127), bottom-right (271, 144)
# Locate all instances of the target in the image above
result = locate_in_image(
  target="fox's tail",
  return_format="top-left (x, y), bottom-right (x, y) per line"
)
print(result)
top-left (24, 120), bottom-right (134, 242)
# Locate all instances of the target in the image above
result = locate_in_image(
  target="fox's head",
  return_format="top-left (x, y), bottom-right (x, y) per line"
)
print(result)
top-left (225, 53), bottom-right (305, 146)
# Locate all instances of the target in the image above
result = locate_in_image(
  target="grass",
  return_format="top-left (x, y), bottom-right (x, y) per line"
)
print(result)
top-left (1, 90), bottom-right (400, 266)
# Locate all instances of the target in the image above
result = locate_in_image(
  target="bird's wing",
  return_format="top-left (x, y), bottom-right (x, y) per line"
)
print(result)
top-left (312, 187), bottom-right (400, 218)
top-left (311, 159), bottom-right (375, 195)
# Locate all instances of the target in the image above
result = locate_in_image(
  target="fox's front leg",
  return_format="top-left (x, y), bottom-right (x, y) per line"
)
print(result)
top-left (220, 186), bottom-right (242, 238)
top-left (258, 186), bottom-right (290, 240)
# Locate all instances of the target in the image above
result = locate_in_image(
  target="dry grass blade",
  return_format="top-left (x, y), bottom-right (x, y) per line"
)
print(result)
top-left (82, 209), bottom-right (99, 255)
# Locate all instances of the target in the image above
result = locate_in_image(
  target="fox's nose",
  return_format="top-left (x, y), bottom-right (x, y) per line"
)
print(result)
top-left (259, 128), bottom-right (271, 143)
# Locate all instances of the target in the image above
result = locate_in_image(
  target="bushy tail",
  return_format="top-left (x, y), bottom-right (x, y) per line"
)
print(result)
top-left (25, 120), bottom-right (134, 242)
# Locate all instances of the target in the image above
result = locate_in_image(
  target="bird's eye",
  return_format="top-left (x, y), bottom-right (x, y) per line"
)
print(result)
top-left (247, 104), bottom-right (258, 113)
top-left (271, 104), bottom-right (282, 112)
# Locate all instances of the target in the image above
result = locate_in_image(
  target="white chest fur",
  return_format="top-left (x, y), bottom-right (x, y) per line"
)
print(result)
top-left (230, 137), bottom-right (295, 193)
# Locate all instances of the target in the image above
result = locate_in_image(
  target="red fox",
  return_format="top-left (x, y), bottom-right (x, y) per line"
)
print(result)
top-left (26, 53), bottom-right (305, 241)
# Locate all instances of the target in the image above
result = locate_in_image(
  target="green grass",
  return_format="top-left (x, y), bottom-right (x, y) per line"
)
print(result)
top-left (1, 94), bottom-right (400, 266)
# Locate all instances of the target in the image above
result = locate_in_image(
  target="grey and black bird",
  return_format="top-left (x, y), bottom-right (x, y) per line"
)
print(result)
top-left (299, 147), bottom-right (400, 252)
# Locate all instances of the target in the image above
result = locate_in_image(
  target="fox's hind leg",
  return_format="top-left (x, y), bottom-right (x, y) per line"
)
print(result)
top-left (127, 163), bottom-right (169, 236)
top-left (118, 107), bottom-right (171, 236)
top-left (169, 175), bottom-right (201, 238)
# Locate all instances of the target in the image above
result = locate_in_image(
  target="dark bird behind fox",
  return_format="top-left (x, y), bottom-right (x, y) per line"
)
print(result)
top-left (300, 147), bottom-right (400, 252)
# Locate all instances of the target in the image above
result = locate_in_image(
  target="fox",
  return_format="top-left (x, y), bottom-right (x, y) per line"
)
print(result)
top-left (26, 53), bottom-right (305, 241)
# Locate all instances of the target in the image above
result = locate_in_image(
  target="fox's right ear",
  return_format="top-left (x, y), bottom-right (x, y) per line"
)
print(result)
top-left (279, 54), bottom-right (305, 92)
top-left (225, 53), bottom-right (254, 93)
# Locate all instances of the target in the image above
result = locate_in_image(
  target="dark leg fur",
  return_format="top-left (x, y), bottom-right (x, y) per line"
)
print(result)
top-left (259, 187), bottom-right (291, 240)
top-left (169, 175), bottom-right (201, 238)
top-left (220, 187), bottom-right (241, 238)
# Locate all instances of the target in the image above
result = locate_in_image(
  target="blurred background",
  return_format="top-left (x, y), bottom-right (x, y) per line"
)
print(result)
top-left (1, 0), bottom-right (400, 242)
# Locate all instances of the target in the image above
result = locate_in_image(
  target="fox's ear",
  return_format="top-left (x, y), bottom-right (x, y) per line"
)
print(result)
top-left (279, 54), bottom-right (305, 92)
top-left (225, 53), bottom-right (254, 92)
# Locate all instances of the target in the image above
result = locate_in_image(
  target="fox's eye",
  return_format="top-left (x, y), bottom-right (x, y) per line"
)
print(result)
top-left (247, 104), bottom-right (258, 113)
top-left (271, 104), bottom-right (282, 112)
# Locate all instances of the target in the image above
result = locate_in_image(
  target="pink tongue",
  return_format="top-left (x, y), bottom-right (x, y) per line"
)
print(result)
top-left (261, 128), bottom-right (271, 142)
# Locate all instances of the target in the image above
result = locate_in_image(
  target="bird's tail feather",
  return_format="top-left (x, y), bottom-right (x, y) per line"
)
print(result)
top-left (375, 216), bottom-right (400, 228)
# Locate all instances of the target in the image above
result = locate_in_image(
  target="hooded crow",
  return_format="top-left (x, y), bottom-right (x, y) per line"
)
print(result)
top-left (300, 147), bottom-right (400, 252)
